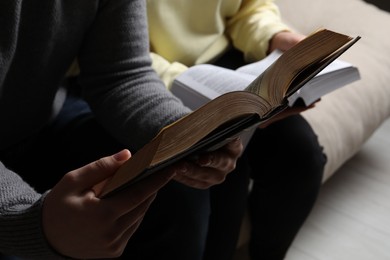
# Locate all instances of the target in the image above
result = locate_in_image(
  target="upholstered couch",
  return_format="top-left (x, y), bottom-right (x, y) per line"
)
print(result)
top-left (237, 0), bottom-right (390, 252)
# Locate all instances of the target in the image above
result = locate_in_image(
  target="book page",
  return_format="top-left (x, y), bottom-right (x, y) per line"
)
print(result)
top-left (175, 64), bottom-right (255, 94)
top-left (236, 49), bottom-right (283, 76)
top-left (172, 64), bottom-right (256, 109)
top-left (316, 58), bottom-right (354, 76)
top-left (287, 65), bottom-right (360, 106)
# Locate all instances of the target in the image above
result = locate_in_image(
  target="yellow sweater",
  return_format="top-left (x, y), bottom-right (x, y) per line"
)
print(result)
top-left (147, 0), bottom-right (290, 88)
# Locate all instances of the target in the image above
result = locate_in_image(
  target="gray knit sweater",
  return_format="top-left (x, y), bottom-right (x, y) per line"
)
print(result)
top-left (0, 0), bottom-right (190, 258)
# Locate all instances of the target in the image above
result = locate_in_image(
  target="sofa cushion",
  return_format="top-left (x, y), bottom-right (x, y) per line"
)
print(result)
top-left (277, 0), bottom-right (390, 181)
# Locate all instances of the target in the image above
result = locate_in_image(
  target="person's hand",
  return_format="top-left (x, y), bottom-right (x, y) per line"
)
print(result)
top-left (259, 100), bottom-right (319, 129)
top-left (173, 138), bottom-right (243, 189)
top-left (42, 149), bottom-right (176, 259)
top-left (268, 31), bottom-right (306, 53)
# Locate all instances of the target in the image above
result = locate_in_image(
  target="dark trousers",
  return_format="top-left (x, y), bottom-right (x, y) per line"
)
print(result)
top-left (202, 48), bottom-right (327, 260)
top-left (0, 95), bottom-right (210, 260)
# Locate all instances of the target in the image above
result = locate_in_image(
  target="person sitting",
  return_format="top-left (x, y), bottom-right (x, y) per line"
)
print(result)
top-left (0, 1), bottom-right (243, 259)
top-left (147, 0), bottom-right (327, 259)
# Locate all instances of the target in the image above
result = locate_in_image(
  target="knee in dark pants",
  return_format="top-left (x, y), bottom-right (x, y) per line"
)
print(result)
top-left (247, 114), bottom-right (326, 186)
top-left (122, 181), bottom-right (211, 260)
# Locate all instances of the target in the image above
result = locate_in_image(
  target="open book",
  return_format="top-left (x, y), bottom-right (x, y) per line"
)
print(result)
top-left (98, 28), bottom-right (361, 198)
top-left (172, 48), bottom-right (360, 111)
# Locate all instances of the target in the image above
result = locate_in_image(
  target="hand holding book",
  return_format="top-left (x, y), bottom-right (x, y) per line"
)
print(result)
top-left (171, 137), bottom-right (243, 189)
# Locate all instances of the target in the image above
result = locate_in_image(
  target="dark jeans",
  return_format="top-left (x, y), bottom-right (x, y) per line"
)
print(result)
top-left (0, 95), bottom-right (210, 260)
top-left (201, 48), bottom-right (327, 260)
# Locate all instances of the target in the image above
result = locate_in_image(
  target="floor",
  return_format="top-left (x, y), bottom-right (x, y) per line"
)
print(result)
top-left (234, 118), bottom-right (390, 260)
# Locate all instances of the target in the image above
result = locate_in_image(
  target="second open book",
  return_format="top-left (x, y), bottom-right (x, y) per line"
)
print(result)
top-left (172, 48), bottom-right (360, 110)
top-left (98, 28), bottom-right (361, 198)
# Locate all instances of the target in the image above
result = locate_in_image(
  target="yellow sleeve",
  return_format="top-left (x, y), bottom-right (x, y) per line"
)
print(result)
top-left (150, 52), bottom-right (188, 89)
top-left (226, 0), bottom-right (290, 62)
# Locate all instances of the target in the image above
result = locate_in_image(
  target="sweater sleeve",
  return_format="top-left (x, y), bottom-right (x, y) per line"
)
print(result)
top-left (77, 0), bottom-right (192, 151)
top-left (0, 163), bottom-right (68, 259)
top-left (226, 0), bottom-right (290, 62)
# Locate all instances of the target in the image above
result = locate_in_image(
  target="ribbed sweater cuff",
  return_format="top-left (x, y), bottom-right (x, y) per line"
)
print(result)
top-left (0, 193), bottom-right (70, 259)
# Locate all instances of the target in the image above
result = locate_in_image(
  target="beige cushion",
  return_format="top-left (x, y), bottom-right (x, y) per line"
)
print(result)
top-left (278, 0), bottom-right (390, 181)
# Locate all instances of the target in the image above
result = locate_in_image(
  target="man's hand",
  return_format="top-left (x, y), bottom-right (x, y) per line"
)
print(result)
top-left (173, 138), bottom-right (243, 189)
top-left (42, 149), bottom-right (176, 259)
